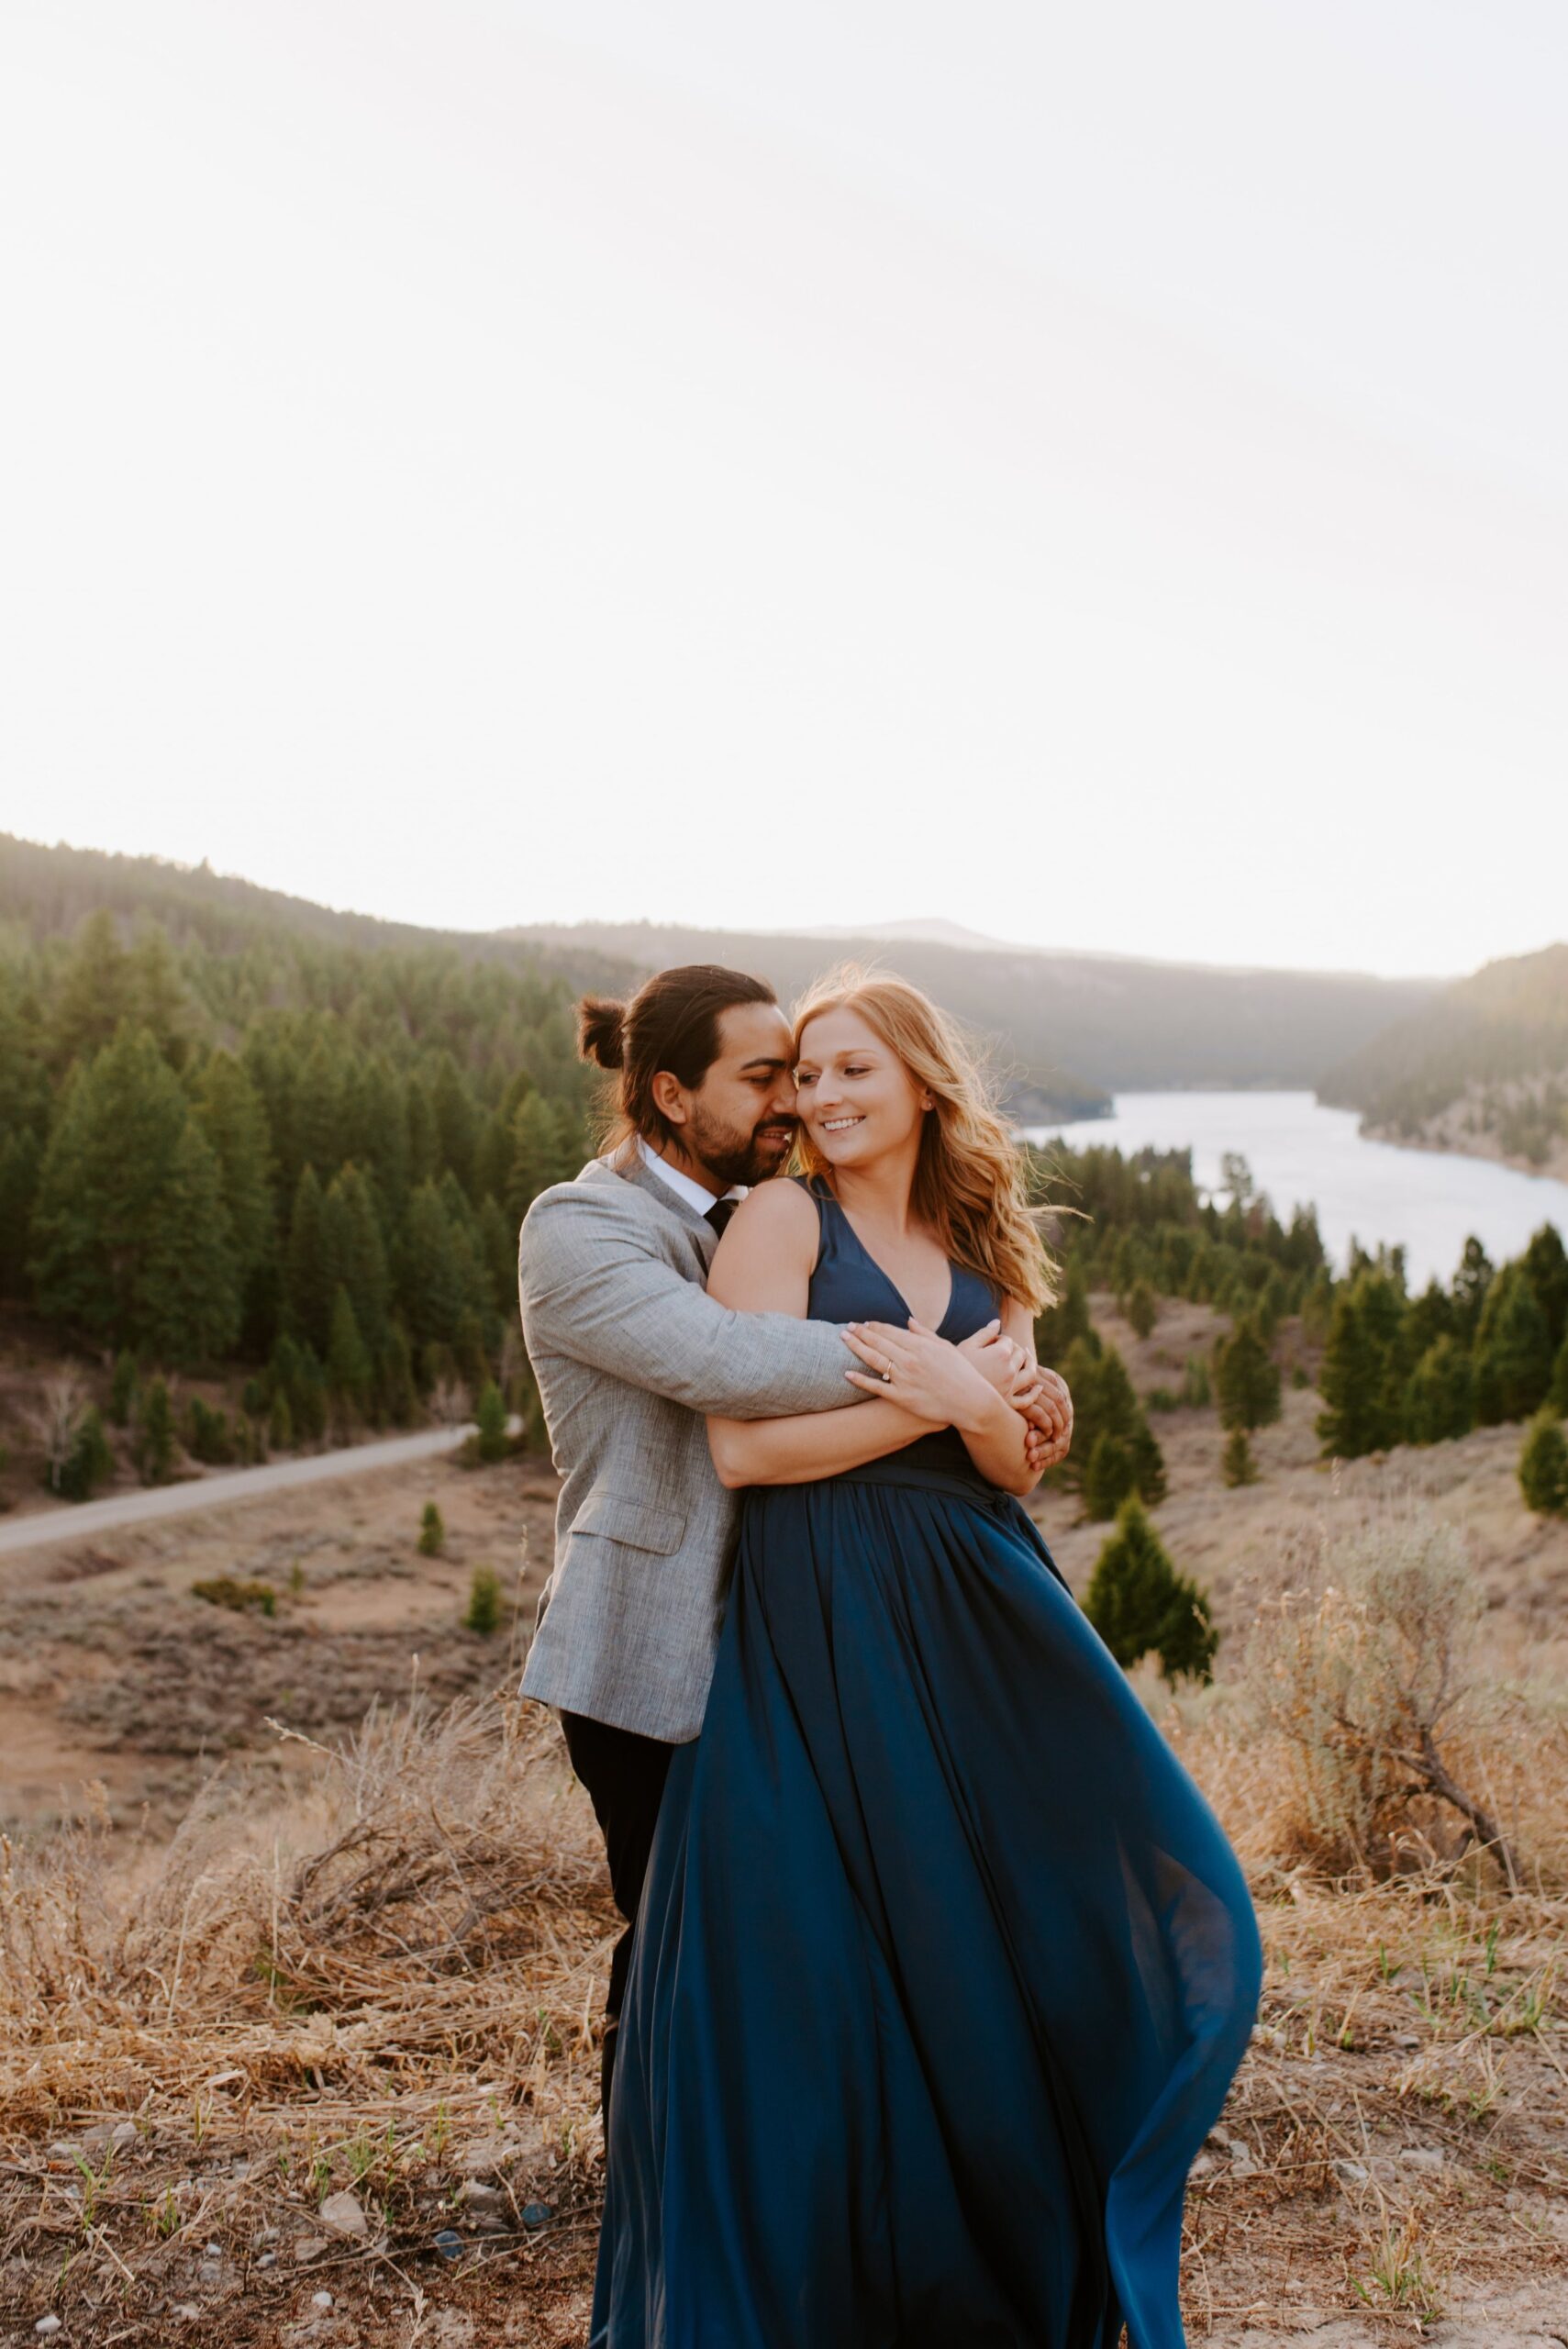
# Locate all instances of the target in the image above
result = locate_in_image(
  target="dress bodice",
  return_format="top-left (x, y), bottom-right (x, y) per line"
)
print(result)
top-left (795, 1174), bottom-right (1000, 1484)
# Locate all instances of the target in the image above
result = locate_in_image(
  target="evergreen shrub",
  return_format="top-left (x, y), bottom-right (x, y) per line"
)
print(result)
top-left (191, 1575), bottom-right (276, 1617)
top-left (1221, 1428), bottom-right (1258, 1488)
top-left (1083, 1498), bottom-right (1218, 1685)
top-left (1518, 1413), bottom-right (1568, 1518)
top-left (464, 1565), bottom-right (502, 1635)
top-left (135, 1377), bottom-right (175, 1486)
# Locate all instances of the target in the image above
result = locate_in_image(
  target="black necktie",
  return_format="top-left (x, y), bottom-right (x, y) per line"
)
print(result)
top-left (706, 1197), bottom-right (740, 1240)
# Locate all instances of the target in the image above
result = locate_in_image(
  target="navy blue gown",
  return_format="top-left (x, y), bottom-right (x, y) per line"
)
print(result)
top-left (591, 1180), bottom-right (1262, 2349)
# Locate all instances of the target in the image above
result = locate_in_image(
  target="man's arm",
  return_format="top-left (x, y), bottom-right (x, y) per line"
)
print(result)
top-left (518, 1181), bottom-right (864, 1420)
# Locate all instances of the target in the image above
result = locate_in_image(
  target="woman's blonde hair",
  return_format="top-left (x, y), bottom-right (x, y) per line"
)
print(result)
top-left (790, 965), bottom-right (1057, 1315)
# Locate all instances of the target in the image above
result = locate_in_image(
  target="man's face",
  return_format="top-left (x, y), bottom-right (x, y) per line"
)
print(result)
top-left (663, 1001), bottom-right (799, 1188)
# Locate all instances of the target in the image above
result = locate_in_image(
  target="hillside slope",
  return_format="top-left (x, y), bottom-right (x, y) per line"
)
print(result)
top-left (1319, 941), bottom-right (1568, 1177)
top-left (0, 832), bottom-right (637, 998)
top-left (3, 836), bottom-right (1443, 1110)
top-left (503, 918), bottom-right (1440, 1099)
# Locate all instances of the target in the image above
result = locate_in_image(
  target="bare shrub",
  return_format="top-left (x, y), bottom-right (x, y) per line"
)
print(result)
top-left (21, 1369), bottom-right (90, 1491)
top-left (0, 1694), bottom-right (611, 2143)
top-left (1245, 1507), bottom-right (1521, 1886)
top-left (428, 1374), bottom-right (473, 1428)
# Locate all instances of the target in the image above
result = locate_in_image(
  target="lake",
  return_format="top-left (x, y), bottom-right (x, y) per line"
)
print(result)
top-left (1021, 1092), bottom-right (1568, 1290)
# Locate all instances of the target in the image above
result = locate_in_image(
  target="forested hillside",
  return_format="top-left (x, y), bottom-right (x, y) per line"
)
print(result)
top-left (1319, 941), bottom-right (1568, 1174)
top-left (0, 849), bottom-right (617, 1488)
top-left (2, 837), bottom-right (1562, 1520)
top-left (503, 918), bottom-right (1440, 1097)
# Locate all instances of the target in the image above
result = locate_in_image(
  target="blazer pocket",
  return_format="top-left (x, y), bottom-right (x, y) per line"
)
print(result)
top-left (573, 1491), bottom-right (686, 1554)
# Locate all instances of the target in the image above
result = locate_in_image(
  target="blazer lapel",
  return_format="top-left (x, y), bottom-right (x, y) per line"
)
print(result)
top-left (603, 1146), bottom-right (719, 1266)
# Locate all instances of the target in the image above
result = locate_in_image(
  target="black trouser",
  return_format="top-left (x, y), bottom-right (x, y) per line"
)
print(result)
top-left (560, 1709), bottom-right (674, 2121)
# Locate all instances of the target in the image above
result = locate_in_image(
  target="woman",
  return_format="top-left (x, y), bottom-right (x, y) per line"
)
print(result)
top-left (591, 971), bottom-right (1262, 2349)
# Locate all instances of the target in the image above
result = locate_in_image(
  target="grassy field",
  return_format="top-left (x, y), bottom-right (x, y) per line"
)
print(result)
top-left (1, 1300), bottom-right (1566, 2345)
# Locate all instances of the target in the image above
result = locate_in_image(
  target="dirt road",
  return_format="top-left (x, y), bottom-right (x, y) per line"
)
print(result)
top-left (0, 1419), bottom-right (520, 1558)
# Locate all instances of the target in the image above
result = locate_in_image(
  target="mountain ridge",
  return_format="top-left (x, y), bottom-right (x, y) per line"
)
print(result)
top-left (0, 835), bottom-right (1446, 1114)
top-left (1318, 941), bottom-right (1568, 1179)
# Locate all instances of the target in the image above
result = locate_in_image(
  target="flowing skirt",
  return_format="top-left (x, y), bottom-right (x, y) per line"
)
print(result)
top-left (591, 1460), bottom-right (1262, 2349)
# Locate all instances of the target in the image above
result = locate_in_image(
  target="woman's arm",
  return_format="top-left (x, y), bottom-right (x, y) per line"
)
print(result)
top-left (842, 1299), bottom-right (1045, 1498)
top-left (705, 1186), bottom-right (947, 1487)
top-left (954, 1301), bottom-right (1046, 1496)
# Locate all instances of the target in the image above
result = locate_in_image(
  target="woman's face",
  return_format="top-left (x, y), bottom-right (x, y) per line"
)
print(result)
top-left (794, 1006), bottom-right (928, 1173)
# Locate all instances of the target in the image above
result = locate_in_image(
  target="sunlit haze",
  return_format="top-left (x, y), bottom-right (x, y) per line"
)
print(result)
top-left (4, 2), bottom-right (1564, 975)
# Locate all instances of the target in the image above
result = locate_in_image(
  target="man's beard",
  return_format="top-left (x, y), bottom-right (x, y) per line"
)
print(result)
top-left (684, 1101), bottom-right (797, 1189)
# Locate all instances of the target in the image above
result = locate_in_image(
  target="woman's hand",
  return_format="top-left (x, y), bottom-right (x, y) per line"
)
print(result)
top-left (956, 1321), bottom-right (1035, 1399)
top-left (848, 1319), bottom-right (1073, 1475)
top-left (842, 1319), bottom-right (999, 1431)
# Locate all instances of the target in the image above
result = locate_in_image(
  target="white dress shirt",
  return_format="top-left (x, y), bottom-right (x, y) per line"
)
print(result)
top-left (638, 1134), bottom-right (746, 1220)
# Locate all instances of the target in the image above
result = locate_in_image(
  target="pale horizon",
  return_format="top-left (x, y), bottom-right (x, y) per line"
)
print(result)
top-left (4, 3), bottom-right (1565, 980)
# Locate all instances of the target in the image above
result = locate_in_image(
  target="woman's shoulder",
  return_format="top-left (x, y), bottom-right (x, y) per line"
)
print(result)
top-left (724, 1176), bottom-right (822, 1242)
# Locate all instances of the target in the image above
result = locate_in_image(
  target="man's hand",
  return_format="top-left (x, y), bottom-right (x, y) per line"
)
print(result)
top-left (1019, 1367), bottom-right (1073, 1472)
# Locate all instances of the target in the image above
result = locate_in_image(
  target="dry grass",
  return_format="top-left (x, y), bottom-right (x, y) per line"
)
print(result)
top-left (0, 1695), bottom-right (613, 2340)
top-left (1, 1488), bottom-right (1565, 2341)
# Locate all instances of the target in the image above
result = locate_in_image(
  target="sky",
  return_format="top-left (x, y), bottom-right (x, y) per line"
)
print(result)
top-left (2, 0), bottom-right (1564, 978)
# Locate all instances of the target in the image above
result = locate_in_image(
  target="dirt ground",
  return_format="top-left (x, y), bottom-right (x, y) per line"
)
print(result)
top-left (1, 1306), bottom-right (1566, 2344)
top-left (0, 1446), bottom-right (559, 1836)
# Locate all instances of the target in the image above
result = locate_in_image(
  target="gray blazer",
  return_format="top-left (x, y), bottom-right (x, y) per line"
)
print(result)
top-left (517, 1149), bottom-right (859, 1742)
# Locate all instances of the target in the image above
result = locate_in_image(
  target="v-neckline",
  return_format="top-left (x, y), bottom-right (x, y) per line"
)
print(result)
top-left (830, 1191), bottom-right (957, 1339)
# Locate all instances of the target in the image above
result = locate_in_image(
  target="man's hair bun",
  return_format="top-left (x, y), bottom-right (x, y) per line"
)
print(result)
top-left (577, 995), bottom-right (628, 1070)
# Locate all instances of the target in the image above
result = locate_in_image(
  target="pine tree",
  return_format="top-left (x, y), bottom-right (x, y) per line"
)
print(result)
top-left (1082, 1498), bottom-right (1218, 1684)
top-left (1402, 1278), bottom-right (1455, 1364)
top-left (507, 1094), bottom-right (574, 1224)
top-left (1084, 1433), bottom-right (1137, 1520)
top-left (378, 1321), bottom-right (419, 1428)
top-left (193, 1051), bottom-right (275, 1278)
top-left (1451, 1235), bottom-right (1494, 1344)
top-left (1129, 1422), bottom-right (1168, 1506)
top-left (398, 1180), bottom-right (465, 1347)
top-left (1124, 1279), bottom-right (1158, 1340)
top-left (294, 1039), bottom-right (344, 1188)
top-left (1035, 1257), bottom-right (1095, 1364)
top-left (406, 1081), bottom-right (439, 1189)
top-left (1403, 1335), bottom-right (1475, 1444)
top-left (293, 1344), bottom-right (328, 1442)
top-left (135, 1376), bottom-right (175, 1485)
top-left (326, 1286), bottom-right (373, 1417)
top-left (417, 1499), bottom-right (445, 1556)
top-left (1521, 1224), bottom-right (1568, 1355)
top-left (125, 927), bottom-right (191, 1065)
top-left (1552, 1328), bottom-right (1568, 1416)
top-left (327, 1164), bottom-right (391, 1353)
top-left (284, 1166), bottom-right (336, 1356)
top-left (1213, 1316), bottom-right (1281, 1432)
top-left (477, 1193), bottom-right (516, 1317)
top-left (108, 1350), bottom-right (139, 1427)
top-left (47, 909), bottom-right (135, 1069)
top-left (136, 1119), bottom-right (242, 1365)
top-left (342, 1058), bottom-right (409, 1208)
top-left (1316, 1287), bottom-right (1396, 1459)
top-left (430, 1052), bottom-right (479, 1197)
top-left (0, 1128), bottom-right (41, 1299)
top-left (474, 1107), bottom-right (514, 1208)
top-left (464, 1565), bottom-right (501, 1634)
top-left (1473, 1266), bottom-right (1554, 1424)
top-left (1221, 1427), bottom-right (1258, 1487)
top-left (1518, 1412), bottom-right (1568, 1518)
top-left (29, 1026), bottom-right (192, 1344)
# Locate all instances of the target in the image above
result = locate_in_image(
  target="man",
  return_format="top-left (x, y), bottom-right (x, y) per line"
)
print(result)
top-left (517, 963), bottom-right (1070, 2113)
